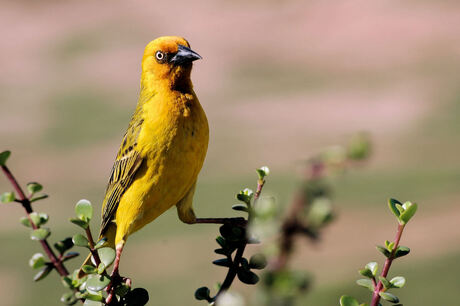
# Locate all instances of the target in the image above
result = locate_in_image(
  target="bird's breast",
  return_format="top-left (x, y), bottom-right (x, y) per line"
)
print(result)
top-left (134, 91), bottom-right (208, 207)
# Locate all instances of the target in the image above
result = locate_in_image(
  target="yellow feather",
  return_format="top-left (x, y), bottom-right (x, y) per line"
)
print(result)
top-left (78, 36), bottom-right (208, 277)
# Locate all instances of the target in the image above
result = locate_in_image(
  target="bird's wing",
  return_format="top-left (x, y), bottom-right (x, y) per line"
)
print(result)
top-left (99, 113), bottom-right (145, 235)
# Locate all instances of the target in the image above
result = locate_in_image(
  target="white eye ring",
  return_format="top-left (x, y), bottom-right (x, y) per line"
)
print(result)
top-left (155, 51), bottom-right (164, 61)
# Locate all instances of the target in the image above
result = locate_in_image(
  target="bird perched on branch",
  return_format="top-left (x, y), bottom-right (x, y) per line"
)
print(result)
top-left (78, 36), bottom-right (210, 282)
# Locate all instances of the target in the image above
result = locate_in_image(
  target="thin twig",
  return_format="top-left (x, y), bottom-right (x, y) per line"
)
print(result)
top-left (370, 223), bottom-right (405, 306)
top-left (85, 226), bottom-right (101, 267)
top-left (213, 178), bottom-right (266, 303)
top-left (1, 165), bottom-right (69, 276)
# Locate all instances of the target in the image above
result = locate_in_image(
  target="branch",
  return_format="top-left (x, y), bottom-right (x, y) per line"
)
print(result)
top-left (1, 164), bottom-right (69, 276)
top-left (213, 178), bottom-right (266, 302)
top-left (370, 223), bottom-right (405, 306)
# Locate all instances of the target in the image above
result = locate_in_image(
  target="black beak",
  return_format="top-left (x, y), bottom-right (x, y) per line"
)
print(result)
top-left (170, 44), bottom-right (202, 65)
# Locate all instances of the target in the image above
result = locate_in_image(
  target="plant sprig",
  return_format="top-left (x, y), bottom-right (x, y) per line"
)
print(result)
top-left (194, 166), bottom-right (270, 304)
top-left (340, 198), bottom-right (417, 306)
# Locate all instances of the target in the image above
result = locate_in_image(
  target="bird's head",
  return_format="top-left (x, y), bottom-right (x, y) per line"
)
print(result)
top-left (141, 36), bottom-right (201, 90)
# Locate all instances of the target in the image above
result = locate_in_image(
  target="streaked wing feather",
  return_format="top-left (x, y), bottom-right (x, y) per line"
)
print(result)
top-left (99, 108), bottom-right (145, 235)
top-left (100, 151), bottom-right (142, 234)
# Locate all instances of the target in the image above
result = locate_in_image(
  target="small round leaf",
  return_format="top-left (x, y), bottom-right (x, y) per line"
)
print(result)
top-left (379, 292), bottom-right (399, 303)
top-left (365, 262), bottom-right (378, 276)
top-left (86, 274), bottom-right (110, 291)
top-left (340, 295), bottom-right (360, 306)
top-left (399, 202), bottom-right (417, 224)
top-left (29, 253), bottom-right (46, 269)
top-left (20, 216), bottom-right (32, 228)
top-left (75, 199), bottom-right (93, 222)
top-left (97, 247), bottom-right (116, 267)
top-left (356, 279), bottom-right (373, 291)
top-left (82, 265), bottom-right (97, 274)
top-left (237, 269), bottom-right (259, 284)
top-left (27, 182), bottom-right (43, 195)
top-left (34, 265), bottom-right (53, 281)
top-left (249, 254), bottom-right (267, 270)
top-left (194, 286), bottom-right (210, 301)
top-left (394, 246), bottom-right (410, 258)
top-left (30, 228), bottom-right (51, 241)
top-left (72, 234), bottom-right (89, 248)
top-left (1, 191), bottom-right (15, 203)
top-left (390, 276), bottom-right (406, 288)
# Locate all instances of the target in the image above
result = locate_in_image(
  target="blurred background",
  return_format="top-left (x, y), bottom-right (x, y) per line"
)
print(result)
top-left (1, 0), bottom-right (460, 305)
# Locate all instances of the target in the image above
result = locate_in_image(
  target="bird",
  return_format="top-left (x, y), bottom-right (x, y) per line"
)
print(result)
top-left (78, 36), bottom-right (210, 283)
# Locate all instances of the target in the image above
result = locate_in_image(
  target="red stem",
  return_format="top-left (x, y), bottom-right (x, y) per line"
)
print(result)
top-left (1, 165), bottom-right (69, 276)
top-left (85, 226), bottom-right (101, 266)
top-left (370, 223), bottom-right (405, 306)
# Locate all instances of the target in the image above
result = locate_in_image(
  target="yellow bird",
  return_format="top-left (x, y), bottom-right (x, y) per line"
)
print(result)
top-left (78, 36), bottom-right (209, 280)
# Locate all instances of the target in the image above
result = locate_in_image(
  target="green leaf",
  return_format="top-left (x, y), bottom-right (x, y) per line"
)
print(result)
top-left (20, 216), bottom-right (32, 227)
top-left (54, 237), bottom-right (74, 255)
top-left (232, 204), bottom-right (248, 212)
top-left (82, 265), bottom-right (97, 274)
top-left (1, 191), bottom-right (15, 203)
top-left (236, 188), bottom-right (254, 205)
top-left (194, 286), bottom-right (211, 301)
top-left (216, 236), bottom-right (226, 248)
top-left (256, 166), bottom-right (270, 179)
top-left (359, 268), bottom-right (374, 279)
top-left (399, 202), bottom-right (417, 224)
top-left (72, 234), bottom-right (89, 248)
top-left (249, 254), bottom-right (267, 270)
top-left (30, 228), bottom-right (51, 241)
top-left (27, 182), bottom-right (43, 195)
top-left (388, 198), bottom-right (402, 218)
top-left (29, 212), bottom-right (48, 227)
top-left (97, 247), bottom-right (116, 267)
top-left (85, 293), bottom-right (104, 302)
top-left (75, 199), bottom-right (93, 222)
top-left (237, 269), bottom-right (259, 284)
top-left (390, 276), bottom-right (406, 288)
top-left (376, 245), bottom-right (391, 258)
top-left (378, 276), bottom-right (391, 289)
top-left (394, 246), bottom-right (410, 258)
top-left (86, 274), bottom-right (110, 291)
top-left (30, 194), bottom-right (49, 203)
top-left (379, 292), bottom-right (399, 303)
top-left (34, 265), bottom-right (53, 281)
top-left (365, 262), bottom-right (378, 276)
top-left (114, 284), bottom-right (130, 297)
top-left (356, 279), bottom-right (374, 291)
top-left (213, 258), bottom-right (231, 267)
top-left (214, 248), bottom-right (227, 255)
top-left (61, 292), bottom-right (77, 305)
top-left (29, 253), bottom-right (46, 269)
top-left (83, 299), bottom-right (103, 306)
top-left (62, 252), bottom-right (79, 262)
top-left (94, 238), bottom-right (107, 249)
top-left (70, 218), bottom-right (88, 229)
top-left (0, 151), bottom-right (11, 166)
top-left (340, 295), bottom-right (360, 306)
top-left (61, 276), bottom-right (73, 289)
top-left (97, 262), bottom-right (106, 274)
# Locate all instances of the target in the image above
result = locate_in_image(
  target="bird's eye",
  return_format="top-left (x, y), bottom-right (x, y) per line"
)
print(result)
top-left (155, 51), bottom-right (165, 62)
